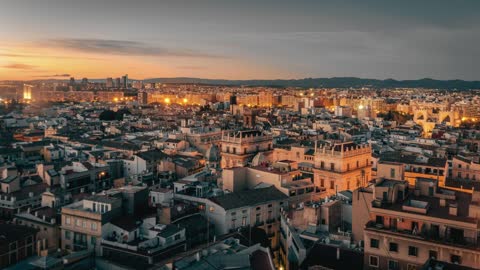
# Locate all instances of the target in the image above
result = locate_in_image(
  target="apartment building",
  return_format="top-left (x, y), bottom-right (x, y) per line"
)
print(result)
top-left (221, 160), bottom-right (324, 206)
top-left (61, 195), bottom-right (122, 255)
top-left (0, 224), bottom-right (38, 268)
top-left (360, 178), bottom-right (480, 270)
top-left (14, 207), bottom-right (60, 253)
top-left (59, 161), bottom-right (112, 195)
top-left (220, 130), bottom-right (273, 168)
top-left (378, 152), bottom-right (448, 188)
top-left (452, 154), bottom-right (480, 181)
top-left (313, 141), bottom-right (372, 195)
top-left (279, 196), bottom-right (360, 270)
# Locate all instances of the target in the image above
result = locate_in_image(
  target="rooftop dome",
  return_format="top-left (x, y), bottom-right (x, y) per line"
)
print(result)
top-left (205, 144), bottom-right (220, 162)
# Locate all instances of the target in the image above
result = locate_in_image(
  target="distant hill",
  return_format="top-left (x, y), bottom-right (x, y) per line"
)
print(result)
top-left (143, 77), bottom-right (480, 90)
top-left (11, 77), bottom-right (480, 90)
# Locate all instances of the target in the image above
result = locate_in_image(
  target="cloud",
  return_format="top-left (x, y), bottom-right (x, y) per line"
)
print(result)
top-left (35, 74), bottom-right (71, 78)
top-left (41, 38), bottom-right (223, 58)
top-left (0, 52), bottom-right (102, 60)
top-left (3, 63), bottom-right (36, 70)
top-left (177, 66), bottom-right (205, 70)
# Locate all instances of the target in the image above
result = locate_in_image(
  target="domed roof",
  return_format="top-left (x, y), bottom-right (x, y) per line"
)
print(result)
top-left (205, 144), bottom-right (220, 162)
top-left (251, 152), bottom-right (266, 166)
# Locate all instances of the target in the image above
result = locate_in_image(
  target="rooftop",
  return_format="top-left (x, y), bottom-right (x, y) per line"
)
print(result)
top-left (209, 186), bottom-right (287, 210)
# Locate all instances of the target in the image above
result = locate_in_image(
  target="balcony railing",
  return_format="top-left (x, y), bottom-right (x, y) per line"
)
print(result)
top-left (254, 221), bottom-right (264, 227)
top-left (365, 221), bottom-right (479, 250)
top-left (266, 218), bottom-right (276, 224)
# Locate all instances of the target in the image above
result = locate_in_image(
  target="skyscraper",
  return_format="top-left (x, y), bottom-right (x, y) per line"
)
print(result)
top-left (115, 77), bottom-right (121, 88)
top-left (23, 84), bottom-right (33, 100)
top-left (106, 77), bottom-right (113, 88)
top-left (122, 74), bottom-right (128, 88)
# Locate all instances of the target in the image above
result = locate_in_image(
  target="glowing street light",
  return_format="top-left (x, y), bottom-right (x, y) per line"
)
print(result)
top-left (164, 98), bottom-right (171, 104)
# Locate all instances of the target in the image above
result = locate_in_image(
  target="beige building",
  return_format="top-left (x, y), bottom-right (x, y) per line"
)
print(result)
top-left (358, 178), bottom-right (480, 270)
top-left (378, 152), bottom-right (448, 188)
top-left (221, 160), bottom-right (324, 206)
top-left (313, 141), bottom-right (372, 195)
top-left (220, 130), bottom-right (273, 168)
top-left (452, 154), bottom-right (480, 181)
top-left (61, 195), bottom-right (122, 255)
top-left (14, 207), bottom-right (60, 253)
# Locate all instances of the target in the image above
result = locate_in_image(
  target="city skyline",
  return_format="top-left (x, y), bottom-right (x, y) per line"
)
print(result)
top-left (1, 0), bottom-right (480, 81)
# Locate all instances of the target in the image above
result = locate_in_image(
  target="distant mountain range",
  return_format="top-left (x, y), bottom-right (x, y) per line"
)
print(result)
top-left (142, 77), bottom-right (480, 90)
top-left (8, 77), bottom-right (480, 90)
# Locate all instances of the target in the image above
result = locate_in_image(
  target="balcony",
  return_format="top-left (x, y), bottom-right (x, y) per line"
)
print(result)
top-left (365, 221), bottom-right (479, 250)
top-left (254, 221), bottom-right (264, 227)
top-left (266, 218), bottom-right (276, 224)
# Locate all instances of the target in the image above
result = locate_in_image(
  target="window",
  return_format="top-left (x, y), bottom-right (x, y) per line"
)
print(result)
top-left (389, 242), bottom-right (398, 252)
top-left (174, 234), bottom-right (181, 240)
top-left (407, 265), bottom-right (417, 270)
top-left (388, 260), bottom-right (399, 270)
top-left (76, 219), bottom-right (81, 227)
top-left (65, 231), bottom-right (71, 240)
top-left (330, 181), bottom-right (334, 190)
top-left (458, 164), bottom-right (462, 168)
top-left (370, 238), bottom-right (379, 249)
top-left (390, 168), bottom-right (395, 178)
top-left (231, 212), bottom-right (236, 216)
top-left (356, 161), bottom-right (359, 168)
top-left (256, 206), bottom-right (261, 211)
top-left (369, 256), bottom-right (379, 267)
top-left (82, 221), bottom-right (87, 228)
top-left (320, 161), bottom-right (325, 169)
top-left (429, 250), bottom-right (437, 259)
top-left (91, 223), bottom-right (97, 231)
top-left (330, 163), bottom-right (335, 171)
top-left (320, 179), bottom-right (325, 187)
top-left (458, 172), bottom-right (462, 178)
top-left (66, 217), bottom-right (71, 225)
top-left (91, 236), bottom-right (96, 245)
top-left (408, 246), bottom-right (418, 257)
top-left (451, 255), bottom-right (461, 264)
top-left (347, 163), bottom-right (350, 170)
top-left (93, 203), bottom-right (96, 212)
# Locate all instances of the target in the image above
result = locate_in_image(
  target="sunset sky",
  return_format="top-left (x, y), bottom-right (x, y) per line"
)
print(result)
top-left (1, 0), bottom-right (479, 81)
